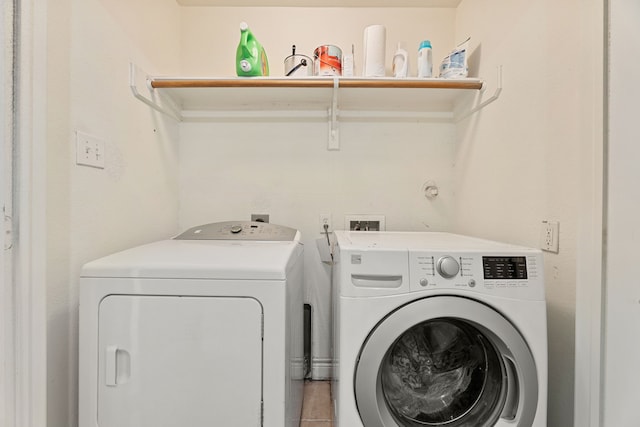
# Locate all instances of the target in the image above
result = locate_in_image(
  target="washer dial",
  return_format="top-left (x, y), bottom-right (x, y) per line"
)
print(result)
top-left (437, 256), bottom-right (460, 278)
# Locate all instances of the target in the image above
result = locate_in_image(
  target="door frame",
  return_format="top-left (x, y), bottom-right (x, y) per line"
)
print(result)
top-left (572, 0), bottom-right (606, 426)
top-left (1, 0), bottom-right (11, 422)
top-left (2, 0), bottom-right (48, 425)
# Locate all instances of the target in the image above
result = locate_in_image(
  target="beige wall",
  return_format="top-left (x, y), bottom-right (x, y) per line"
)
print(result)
top-left (180, 7), bottom-right (456, 77)
top-left (45, 1), bottom-right (604, 426)
top-left (454, 1), bottom-right (603, 426)
top-left (46, 0), bottom-right (181, 425)
top-left (178, 6), bottom-right (461, 378)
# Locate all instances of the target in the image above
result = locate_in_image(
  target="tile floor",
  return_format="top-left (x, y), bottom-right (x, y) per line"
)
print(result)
top-left (301, 380), bottom-right (334, 426)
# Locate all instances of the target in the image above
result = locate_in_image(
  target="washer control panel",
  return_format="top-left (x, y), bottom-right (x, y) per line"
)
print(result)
top-left (175, 221), bottom-right (298, 241)
top-left (409, 251), bottom-right (543, 298)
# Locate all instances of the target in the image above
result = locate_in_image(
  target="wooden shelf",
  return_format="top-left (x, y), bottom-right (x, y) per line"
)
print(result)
top-left (130, 62), bottom-right (499, 150)
top-left (150, 77), bottom-right (483, 90)
top-left (145, 76), bottom-right (484, 117)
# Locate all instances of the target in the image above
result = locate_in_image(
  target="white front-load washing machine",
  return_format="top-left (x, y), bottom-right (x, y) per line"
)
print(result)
top-left (78, 221), bottom-right (304, 427)
top-left (332, 231), bottom-right (547, 427)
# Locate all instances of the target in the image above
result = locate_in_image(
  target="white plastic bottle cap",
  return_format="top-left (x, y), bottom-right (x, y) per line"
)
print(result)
top-left (240, 22), bottom-right (248, 31)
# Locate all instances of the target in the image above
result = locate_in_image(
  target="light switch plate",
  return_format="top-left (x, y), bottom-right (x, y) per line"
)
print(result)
top-left (76, 131), bottom-right (105, 169)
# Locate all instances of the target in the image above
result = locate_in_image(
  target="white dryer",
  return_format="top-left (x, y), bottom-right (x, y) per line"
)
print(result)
top-left (78, 221), bottom-right (304, 427)
top-left (332, 231), bottom-right (547, 427)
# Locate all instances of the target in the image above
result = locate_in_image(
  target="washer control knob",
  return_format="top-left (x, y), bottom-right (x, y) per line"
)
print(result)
top-left (419, 278), bottom-right (429, 287)
top-left (230, 224), bottom-right (243, 234)
top-left (437, 256), bottom-right (460, 278)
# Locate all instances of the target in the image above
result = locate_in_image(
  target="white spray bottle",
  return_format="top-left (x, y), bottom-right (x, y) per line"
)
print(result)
top-left (392, 42), bottom-right (409, 78)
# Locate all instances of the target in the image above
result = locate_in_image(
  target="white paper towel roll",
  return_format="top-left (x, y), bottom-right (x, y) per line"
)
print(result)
top-left (363, 24), bottom-right (386, 77)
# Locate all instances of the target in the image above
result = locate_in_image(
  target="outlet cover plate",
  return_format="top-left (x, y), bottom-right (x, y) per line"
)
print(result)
top-left (319, 213), bottom-right (332, 233)
top-left (540, 220), bottom-right (559, 253)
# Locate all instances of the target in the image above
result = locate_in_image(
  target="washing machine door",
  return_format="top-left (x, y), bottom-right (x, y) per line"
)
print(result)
top-left (355, 296), bottom-right (538, 427)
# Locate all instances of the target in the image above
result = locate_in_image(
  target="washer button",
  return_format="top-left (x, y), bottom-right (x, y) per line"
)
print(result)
top-left (419, 278), bottom-right (429, 287)
top-left (468, 279), bottom-right (476, 288)
top-left (230, 224), bottom-right (243, 234)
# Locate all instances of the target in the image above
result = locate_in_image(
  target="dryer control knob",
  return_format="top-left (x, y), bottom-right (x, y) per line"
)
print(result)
top-left (437, 256), bottom-right (460, 278)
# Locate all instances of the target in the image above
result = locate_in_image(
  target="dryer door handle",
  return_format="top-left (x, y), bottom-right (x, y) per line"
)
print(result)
top-left (105, 345), bottom-right (131, 387)
top-left (351, 274), bottom-right (403, 288)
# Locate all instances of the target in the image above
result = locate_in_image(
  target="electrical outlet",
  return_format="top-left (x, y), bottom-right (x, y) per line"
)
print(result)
top-left (345, 215), bottom-right (386, 231)
top-left (319, 213), bottom-right (332, 233)
top-left (540, 221), bottom-right (559, 253)
top-left (251, 214), bottom-right (269, 223)
top-left (76, 131), bottom-right (105, 169)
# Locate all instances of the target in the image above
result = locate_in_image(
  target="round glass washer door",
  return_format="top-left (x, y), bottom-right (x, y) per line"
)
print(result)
top-left (354, 296), bottom-right (538, 427)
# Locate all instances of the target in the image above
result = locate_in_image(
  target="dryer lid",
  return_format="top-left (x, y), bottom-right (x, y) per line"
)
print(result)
top-left (80, 238), bottom-right (302, 280)
top-left (81, 222), bottom-right (302, 280)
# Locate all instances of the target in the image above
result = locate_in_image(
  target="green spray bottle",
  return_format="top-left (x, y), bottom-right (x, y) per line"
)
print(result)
top-left (236, 22), bottom-right (269, 77)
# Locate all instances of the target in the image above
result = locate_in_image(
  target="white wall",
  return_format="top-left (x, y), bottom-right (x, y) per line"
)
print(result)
top-left (46, 0), bottom-right (182, 425)
top-left (603, 1), bottom-right (640, 425)
top-left (454, 1), bottom-right (603, 426)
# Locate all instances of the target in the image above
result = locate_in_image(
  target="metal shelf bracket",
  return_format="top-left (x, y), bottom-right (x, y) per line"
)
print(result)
top-left (455, 65), bottom-right (503, 122)
top-left (129, 63), bottom-right (182, 121)
top-left (328, 77), bottom-right (340, 150)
